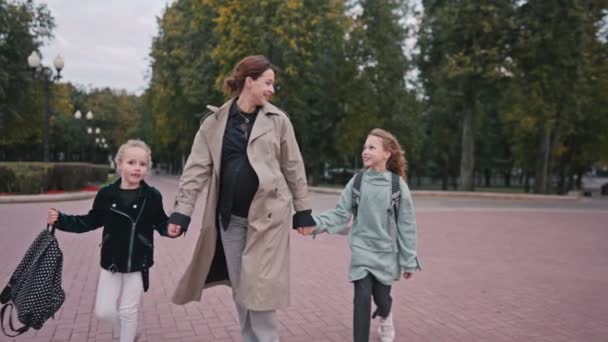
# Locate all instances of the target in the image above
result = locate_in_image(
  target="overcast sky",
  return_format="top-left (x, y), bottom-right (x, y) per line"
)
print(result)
top-left (38, 1), bottom-right (426, 95)
top-left (40, 0), bottom-right (173, 94)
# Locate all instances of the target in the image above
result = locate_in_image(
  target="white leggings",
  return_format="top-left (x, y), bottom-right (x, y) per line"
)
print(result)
top-left (95, 269), bottom-right (144, 342)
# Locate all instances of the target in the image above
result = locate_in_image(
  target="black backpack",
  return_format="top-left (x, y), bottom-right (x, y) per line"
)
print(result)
top-left (351, 170), bottom-right (401, 222)
top-left (0, 225), bottom-right (65, 337)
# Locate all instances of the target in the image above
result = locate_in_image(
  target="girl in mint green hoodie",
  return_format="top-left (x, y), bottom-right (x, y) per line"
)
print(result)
top-left (299, 128), bottom-right (421, 342)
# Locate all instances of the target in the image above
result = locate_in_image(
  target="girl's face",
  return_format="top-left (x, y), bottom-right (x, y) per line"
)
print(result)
top-left (362, 135), bottom-right (390, 171)
top-left (244, 69), bottom-right (275, 106)
top-left (118, 147), bottom-right (150, 189)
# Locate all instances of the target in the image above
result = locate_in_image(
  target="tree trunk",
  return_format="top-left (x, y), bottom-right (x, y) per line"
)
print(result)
top-left (441, 158), bottom-right (449, 190)
top-left (459, 102), bottom-right (475, 191)
top-left (557, 163), bottom-right (566, 195)
top-left (566, 173), bottom-right (574, 193)
top-left (484, 168), bottom-right (491, 187)
top-left (518, 171), bottom-right (524, 188)
top-left (576, 170), bottom-right (583, 190)
top-left (534, 124), bottom-right (552, 193)
top-left (536, 104), bottom-right (563, 194)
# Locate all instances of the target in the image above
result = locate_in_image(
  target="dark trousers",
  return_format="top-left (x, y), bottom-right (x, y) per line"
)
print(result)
top-left (353, 273), bottom-right (392, 342)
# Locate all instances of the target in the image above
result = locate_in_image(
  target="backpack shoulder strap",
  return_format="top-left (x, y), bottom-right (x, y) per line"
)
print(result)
top-left (351, 171), bottom-right (364, 219)
top-left (390, 172), bottom-right (401, 222)
top-left (1, 303), bottom-right (30, 337)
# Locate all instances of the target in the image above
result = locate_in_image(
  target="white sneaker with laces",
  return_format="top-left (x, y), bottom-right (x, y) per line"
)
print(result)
top-left (378, 313), bottom-right (395, 342)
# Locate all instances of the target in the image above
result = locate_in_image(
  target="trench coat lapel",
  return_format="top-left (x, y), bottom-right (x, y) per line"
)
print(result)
top-left (250, 104), bottom-right (274, 143)
top-left (208, 101), bottom-right (231, 175)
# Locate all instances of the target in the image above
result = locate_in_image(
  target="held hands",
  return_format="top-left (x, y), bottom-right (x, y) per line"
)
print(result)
top-left (297, 227), bottom-right (315, 236)
top-left (47, 208), bottom-right (59, 226)
top-left (403, 272), bottom-right (413, 280)
top-left (167, 223), bottom-right (182, 238)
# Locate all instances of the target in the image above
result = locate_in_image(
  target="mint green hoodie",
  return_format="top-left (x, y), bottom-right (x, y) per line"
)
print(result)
top-left (313, 169), bottom-right (421, 285)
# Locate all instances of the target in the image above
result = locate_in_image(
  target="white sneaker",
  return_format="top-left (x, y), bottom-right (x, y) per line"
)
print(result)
top-left (378, 313), bottom-right (395, 342)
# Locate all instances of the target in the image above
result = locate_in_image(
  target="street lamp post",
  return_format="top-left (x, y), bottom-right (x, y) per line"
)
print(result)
top-left (98, 137), bottom-right (108, 166)
top-left (74, 110), bottom-right (94, 161)
top-left (27, 51), bottom-right (64, 162)
top-left (86, 125), bottom-right (101, 163)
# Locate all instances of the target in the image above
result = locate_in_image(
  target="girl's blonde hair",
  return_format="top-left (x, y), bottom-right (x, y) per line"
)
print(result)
top-left (114, 139), bottom-right (152, 171)
top-left (368, 128), bottom-right (408, 179)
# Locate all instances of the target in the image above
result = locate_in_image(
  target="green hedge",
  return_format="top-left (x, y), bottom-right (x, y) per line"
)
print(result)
top-left (0, 162), bottom-right (113, 194)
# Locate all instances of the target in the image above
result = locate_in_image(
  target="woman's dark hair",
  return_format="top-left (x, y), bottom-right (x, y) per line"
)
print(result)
top-left (223, 55), bottom-right (278, 96)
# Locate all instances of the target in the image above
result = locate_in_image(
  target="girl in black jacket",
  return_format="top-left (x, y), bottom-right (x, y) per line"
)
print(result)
top-left (47, 139), bottom-right (180, 342)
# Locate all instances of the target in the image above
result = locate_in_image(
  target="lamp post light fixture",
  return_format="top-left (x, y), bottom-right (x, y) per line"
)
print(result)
top-left (89, 126), bottom-right (101, 163)
top-left (100, 138), bottom-right (108, 157)
top-left (27, 51), bottom-right (64, 162)
top-left (74, 109), bottom-right (95, 161)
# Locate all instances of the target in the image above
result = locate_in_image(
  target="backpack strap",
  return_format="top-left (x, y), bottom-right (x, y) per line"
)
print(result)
top-left (352, 171), bottom-right (401, 222)
top-left (1, 303), bottom-right (30, 337)
top-left (47, 224), bottom-right (55, 236)
top-left (389, 172), bottom-right (401, 223)
top-left (0, 285), bottom-right (11, 304)
top-left (351, 171), bottom-right (364, 219)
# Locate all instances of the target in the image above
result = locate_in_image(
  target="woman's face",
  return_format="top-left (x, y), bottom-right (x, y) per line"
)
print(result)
top-left (245, 69), bottom-right (275, 106)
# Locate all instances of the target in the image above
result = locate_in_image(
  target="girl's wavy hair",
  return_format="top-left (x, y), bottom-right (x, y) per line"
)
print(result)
top-left (114, 139), bottom-right (152, 171)
top-left (368, 128), bottom-right (408, 179)
top-left (223, 55), bottom-right (278, 96)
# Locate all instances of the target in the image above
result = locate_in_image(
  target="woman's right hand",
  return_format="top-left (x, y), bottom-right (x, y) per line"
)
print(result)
top-left (47, 208), bottom-right (59, 225)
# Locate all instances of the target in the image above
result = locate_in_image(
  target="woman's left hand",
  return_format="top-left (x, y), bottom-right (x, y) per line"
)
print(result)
top-left (403, 272), bottom-right (413, 280)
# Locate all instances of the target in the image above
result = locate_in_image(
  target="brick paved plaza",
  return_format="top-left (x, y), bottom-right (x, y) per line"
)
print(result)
top-left (1, 175), bottom-right (607, 342)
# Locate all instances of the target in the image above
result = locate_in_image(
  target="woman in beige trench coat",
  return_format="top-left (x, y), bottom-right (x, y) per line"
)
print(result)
top-left (167, 55), bottom-right (314, 342)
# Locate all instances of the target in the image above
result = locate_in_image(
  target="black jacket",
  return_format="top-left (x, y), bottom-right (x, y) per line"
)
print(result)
top-left (55, 179), bottom-right (170, 275)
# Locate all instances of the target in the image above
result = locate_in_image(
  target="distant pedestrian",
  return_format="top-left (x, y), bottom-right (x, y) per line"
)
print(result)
top-left (299, 128), bottom-right (421, 342)
top-left (47, 139), bottom-right (180, 342)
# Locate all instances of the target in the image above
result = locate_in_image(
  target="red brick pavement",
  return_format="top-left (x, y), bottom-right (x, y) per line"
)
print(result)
top-left (1, 176), bottom-right (607, 342)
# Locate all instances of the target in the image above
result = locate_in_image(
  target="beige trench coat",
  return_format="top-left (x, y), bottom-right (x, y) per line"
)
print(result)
top-left (171, 98), bottom-right (311, 310)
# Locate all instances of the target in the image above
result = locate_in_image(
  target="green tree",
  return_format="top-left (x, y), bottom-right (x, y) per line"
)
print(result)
top-left (83, 88), bottom-right (141, 153)
top-left (507, 1), bottom-right (608, 193)
top-left (0, 0), bottom-right (54, 152)
top-left (341, 0), bottom-right (421, 175)
top-left (418, 1), bottom-right (516, 190)
top-left (145, 0), bottom-right (222, 172)
top-left (188, 0), bottom-right (351, 181)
